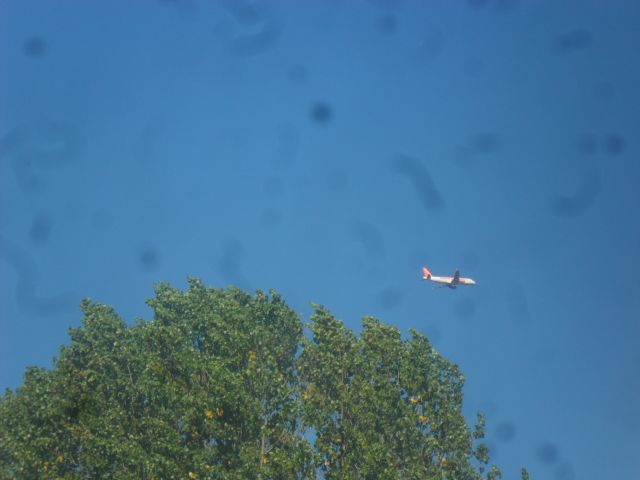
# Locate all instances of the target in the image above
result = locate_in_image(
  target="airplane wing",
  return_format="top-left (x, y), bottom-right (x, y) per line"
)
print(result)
top-left (452, 269), bottom-right (460, 285)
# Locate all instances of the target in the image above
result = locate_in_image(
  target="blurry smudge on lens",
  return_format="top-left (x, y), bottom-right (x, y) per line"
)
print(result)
top-left (230, 19), bottom-right (284, 56)
top-left (219, 239), bottom-right (244, 277)
top-left (495, 421), bottom-right (516, 442)
top-left (352, 221), bottom-right (385, 260)
top-left (454, 297), bottom-right (476, 319)
top-left (260, 208), bottom-right (282, 229)
top-left (0, 235), bottom-right (75, 315)
top-left (137, 246), bottom-right (161, 272)
top-left (29, 212), bottom-right (53, 246)
top-left (505, 283), bottom-right (531, 324)
top-left (536, 442), bottom-right (559, 464)
top-left (456, 133), bottom-right (501, 165)
top-left (555, 462), bottom-right (575, 480)
top-left (376, 288), bottom-right (403, 310)
top-left (603, 134), bottom-right (625, 155)
top-left (157, 0), bottom-right (196, 13)
top-left (466, 0), bottom-right (517, 11)
top-left (549, 164), bottom-right (601, 217)
top-left (219, 0), bottom-right (264, 25)
top-left (219, 0), bottom-right (282, 56)
top-left (217, 238), bottom-right (251, 289)
top-left (288, 64), bottom-right (309, 85)
top-left (494, 0), bottom-right (518, 12)
top-left (466, 0), bottom-right (490, 7)
top-left (422, 325), bottom-right (441, 345)
top-left (415, 26), bottom-right (444, 64)
top-left (0, 121), bottom-right (85, 194)
top-left (576, 134), bottom-right (598, 155)
top-left (470, 133), bottom-right (501, 155)
top-left (23, 36), bottom-right (48, 58)
top-left (392, 155), bottom-right (445, 212)
top-left (310, 102), bottom-right (333, 126)
top-left (552, 29), bottom-right (592, 53)
top-left (366, 0), bottom-right (404, 9)
top-left (376, 14), bottom-right (398, 35)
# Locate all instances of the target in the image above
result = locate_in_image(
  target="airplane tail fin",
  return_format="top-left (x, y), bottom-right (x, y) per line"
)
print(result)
top-left (422, 267), bottom-right (431, 280)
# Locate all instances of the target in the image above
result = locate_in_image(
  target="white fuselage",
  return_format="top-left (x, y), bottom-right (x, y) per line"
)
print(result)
top-left (429, 275), bottom-right (476, 286)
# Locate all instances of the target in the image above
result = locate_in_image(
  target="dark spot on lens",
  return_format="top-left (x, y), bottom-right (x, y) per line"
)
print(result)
top-left (138, 246), bottom-right (161, 272)
top-left (456, 134), bottom-right (501, 165)
top-left (495, 421), bottom-right (516, 442)
top-left (552, 29), bottom-right (592, 53)
top-left (576, 134), bottom-right (598, 155)
top-left (216, 238), bottom-right (251, 290)
top-left (29, 213), bottom-right (52, 246)
top-left (219, 241), bottom-right (243, 275)
top-left (454, 297), bottom-right (476, 319)
top-left (470, 133), bottom-right (501, 154)
top-left (310, 102), bottom-right (333, 125)
top-left (352, 221), bottom-right (385, 261)
top-left (376, 15), bottom-right (398, 35)
top-left (377, 288), bottom-right (403, 310)
top-left (23, 36), bottom-right (47, 58)
top-left (604, 134), bottom-right (625, 155)
top-left (536, 443), bottom-right (558, 464)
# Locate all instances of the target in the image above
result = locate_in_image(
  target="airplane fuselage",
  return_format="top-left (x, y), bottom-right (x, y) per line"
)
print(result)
top-left (428, 276), bottom-right (476, 286)
top-left (422, 267), bottom-right (476, 288)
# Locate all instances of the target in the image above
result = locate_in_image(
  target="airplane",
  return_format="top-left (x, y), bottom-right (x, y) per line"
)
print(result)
top-left (422, 266), bottom-right (476, 289)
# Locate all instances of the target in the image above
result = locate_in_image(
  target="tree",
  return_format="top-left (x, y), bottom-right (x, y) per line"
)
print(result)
top-left (0, 280), bottom-right (526, 479)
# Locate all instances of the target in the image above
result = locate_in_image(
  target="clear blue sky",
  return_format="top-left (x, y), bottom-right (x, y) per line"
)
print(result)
top-left (1, 1), bottom-right (639, 478)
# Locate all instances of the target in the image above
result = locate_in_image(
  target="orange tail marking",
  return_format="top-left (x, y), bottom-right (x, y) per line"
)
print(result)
top-left (422, 267), bottom-right (431, 279)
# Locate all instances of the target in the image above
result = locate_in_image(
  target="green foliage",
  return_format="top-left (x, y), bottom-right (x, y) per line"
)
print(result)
top-left (0, 281), bottom-right (512, 479)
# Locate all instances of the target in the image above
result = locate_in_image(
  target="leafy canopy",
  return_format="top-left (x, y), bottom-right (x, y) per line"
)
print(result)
top-left (0, 279), bottom-right (528, 479)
